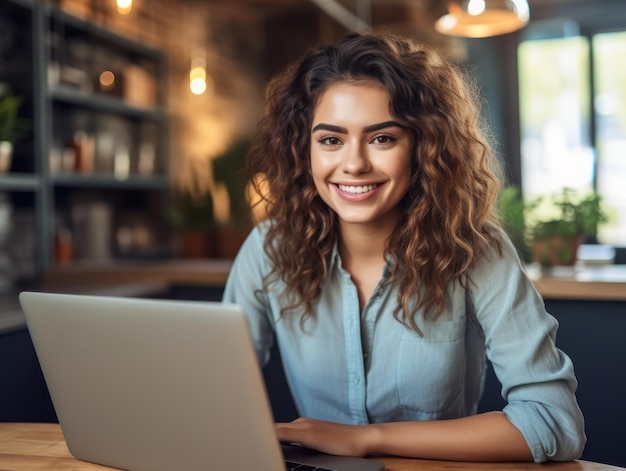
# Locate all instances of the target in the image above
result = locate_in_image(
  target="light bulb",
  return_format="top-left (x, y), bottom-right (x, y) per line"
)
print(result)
top-left (467, 0), bottom-right (486, 16)
top-left (189, 56), bottom-right (207, 95)
top-left (190, 77), bottom-right (207, 95)
top-left (117, 0), bottom-right (132, 14)
top-left (99, 71), bottom-right (115, 91)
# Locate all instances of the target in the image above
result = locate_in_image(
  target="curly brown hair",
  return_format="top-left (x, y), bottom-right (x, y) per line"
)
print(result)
top-left (247, 32), bottom-right (503, 332)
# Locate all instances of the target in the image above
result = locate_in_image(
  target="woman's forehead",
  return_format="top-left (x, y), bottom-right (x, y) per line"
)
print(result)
top-left (312, 82), bottom-right (394, 126)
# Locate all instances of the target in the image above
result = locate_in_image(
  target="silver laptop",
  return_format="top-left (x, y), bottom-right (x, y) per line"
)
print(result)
top-left (19, 291), bottom-right (384, 471)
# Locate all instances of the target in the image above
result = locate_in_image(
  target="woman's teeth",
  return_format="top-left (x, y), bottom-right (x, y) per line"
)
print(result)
top-left (337, 184), bottom-right (379, 194)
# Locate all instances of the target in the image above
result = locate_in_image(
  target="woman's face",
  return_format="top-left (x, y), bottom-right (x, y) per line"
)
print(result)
top-left (310, 81), bottom-right (413, 231)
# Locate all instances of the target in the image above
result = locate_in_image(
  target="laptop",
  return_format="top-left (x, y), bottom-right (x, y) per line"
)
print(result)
top-left (19, 291), bottom-right (384, 471)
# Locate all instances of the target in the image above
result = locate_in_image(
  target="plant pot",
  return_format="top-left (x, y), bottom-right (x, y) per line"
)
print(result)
top-left (531, 235), bottom-right (583, 267)
top-left (179, 230), bottom-right (217, 259)
top-left (214, 226), bottom-right (251, 259)
top-left (0, 141), bottom-right (13, 174)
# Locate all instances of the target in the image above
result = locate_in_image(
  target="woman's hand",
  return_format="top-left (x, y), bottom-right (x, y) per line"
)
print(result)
top-left (275, 417), bottom-right (376, 457)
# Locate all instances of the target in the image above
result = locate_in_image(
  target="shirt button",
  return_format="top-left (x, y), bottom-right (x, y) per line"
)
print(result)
top-left (363, 352), bottom-right (368, 359)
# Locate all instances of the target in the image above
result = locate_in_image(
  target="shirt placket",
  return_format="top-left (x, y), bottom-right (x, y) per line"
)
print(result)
top-left (340, 271), bottom-right (368, 424)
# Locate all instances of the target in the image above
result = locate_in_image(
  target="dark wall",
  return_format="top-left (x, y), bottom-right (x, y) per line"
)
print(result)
top-left (0, 328), bottom-right (57, 423)
top-left (547, 299), bottom-right (626, 467)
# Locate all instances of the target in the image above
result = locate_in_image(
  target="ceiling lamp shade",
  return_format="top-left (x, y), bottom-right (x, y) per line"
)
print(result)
top-left (435, 0), bottom-right (530, 38)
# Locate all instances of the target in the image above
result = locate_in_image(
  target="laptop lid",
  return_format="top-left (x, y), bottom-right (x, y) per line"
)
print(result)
top-left (19, 291), bottom-right (383, 471)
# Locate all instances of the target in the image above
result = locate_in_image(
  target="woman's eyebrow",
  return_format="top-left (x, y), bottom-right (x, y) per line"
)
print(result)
top-left (311, 123), bottom-right (347, 133)
top-left (362, 120), bottom-right (403, 133)
top-left (312, 120), bottom-right (402, 134)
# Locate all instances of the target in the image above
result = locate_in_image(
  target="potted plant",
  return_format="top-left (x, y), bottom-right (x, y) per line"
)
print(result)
top-left (166, 176), bottom-right (217, 259)
top-left (167, 138), bottom-right (253, 259)
top-left (0, 87), bottom-right (29, 174)
top-left (500, 186), bottom-right (609, 268)
top-left (528, 188), bottom-right (608, 267)
top-left (211, 137), bottom-right (253, 258)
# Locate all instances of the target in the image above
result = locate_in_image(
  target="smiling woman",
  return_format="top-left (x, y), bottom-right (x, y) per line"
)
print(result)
top-left (222, 31), bottom-right (586, 463)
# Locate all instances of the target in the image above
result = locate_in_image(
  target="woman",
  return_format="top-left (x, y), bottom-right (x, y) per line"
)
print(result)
top-left (222, 32), bottom-right (585, 462)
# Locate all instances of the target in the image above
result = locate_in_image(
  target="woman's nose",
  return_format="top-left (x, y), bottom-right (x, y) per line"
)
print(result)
top-left (340, 143), bottom-right (371, 175)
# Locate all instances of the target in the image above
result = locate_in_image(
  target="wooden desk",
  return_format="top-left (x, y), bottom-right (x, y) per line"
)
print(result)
top-left (0, 423), bottom-right (622, 470)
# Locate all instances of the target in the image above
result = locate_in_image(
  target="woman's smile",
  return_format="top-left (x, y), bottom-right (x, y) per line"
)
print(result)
top-left (336, 183), bottom-right (380, 195)
top-left (334, 182), bottom-right (384, 203)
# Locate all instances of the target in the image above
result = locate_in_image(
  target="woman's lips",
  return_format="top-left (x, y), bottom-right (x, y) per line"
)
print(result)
top-left (334, 183), bottom-right (382, 201)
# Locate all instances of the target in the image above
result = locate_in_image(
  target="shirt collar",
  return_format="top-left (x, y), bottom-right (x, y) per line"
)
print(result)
top-left (329, 240), bottom-right (394, 279)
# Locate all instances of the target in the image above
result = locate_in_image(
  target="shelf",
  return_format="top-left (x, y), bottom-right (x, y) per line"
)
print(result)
top-left (0, 0), bottom-right (170, 280)
top-left (0, 174), bottom-right (41, 191)
top-left (51, 173), bottom-right (168, 190)
top-left (50, 87), bottom-right (165, 120)
top-left (44, 3), bottom-right (164, 59)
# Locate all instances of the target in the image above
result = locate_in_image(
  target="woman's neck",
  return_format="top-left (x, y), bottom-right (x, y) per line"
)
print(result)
top-left (338, 220), bottom-right (395, 309)
top-left (338, 223), bottom-right (389, 262)
top-left (337, 209), bottom-right (398, 262)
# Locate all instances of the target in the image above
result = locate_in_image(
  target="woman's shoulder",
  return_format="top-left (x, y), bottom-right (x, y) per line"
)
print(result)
top-left (239, 219), bottom-right (279, 253)
top-left (469, 228), bottom-right (525, 281)
top-left (464, 229), bottom-right (542, 315)
top-left (255, 218), bottom-right (273, 234)
top-left (229, 221), bottom-right (274, 274)
top-left (485, 227), bottom-right (520, 261)
top-left (251, 218), bottom-right (276, 243)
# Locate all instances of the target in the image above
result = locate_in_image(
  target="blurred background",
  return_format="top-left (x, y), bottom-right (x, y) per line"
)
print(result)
top-left (1, 0), bottom-right (625, 282)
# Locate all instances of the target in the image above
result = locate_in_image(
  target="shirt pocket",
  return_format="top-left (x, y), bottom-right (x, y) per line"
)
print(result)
top-left (396, 315), bottom-right (467, 417)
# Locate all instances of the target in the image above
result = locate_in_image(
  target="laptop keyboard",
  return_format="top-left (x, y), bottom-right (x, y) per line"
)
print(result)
top-left (285, 460), bottom-right (334, 470)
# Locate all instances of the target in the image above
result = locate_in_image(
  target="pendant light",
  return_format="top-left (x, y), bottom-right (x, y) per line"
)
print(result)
top-left (435, 0), bottom-right (530, 38)
top-left (116, 0), bottom-right (132, 15)
top-left (189, 53), bottom-right (207, 96)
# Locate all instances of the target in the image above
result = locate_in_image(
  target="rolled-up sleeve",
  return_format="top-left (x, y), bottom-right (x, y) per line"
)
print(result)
top-left (469, 234), bottom-right (586, 462)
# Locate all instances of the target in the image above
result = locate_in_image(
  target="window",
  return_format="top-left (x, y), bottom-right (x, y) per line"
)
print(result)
top-left (518, 30), bottom-right (626, 246)
top-left (593, 32), bottom-right (626, 244)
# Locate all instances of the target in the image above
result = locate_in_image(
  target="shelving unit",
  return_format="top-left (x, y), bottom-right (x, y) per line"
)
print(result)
top-left (0, 0), bottom-right (170, 290)
top-left (0, 0), bottom-right (40, 292)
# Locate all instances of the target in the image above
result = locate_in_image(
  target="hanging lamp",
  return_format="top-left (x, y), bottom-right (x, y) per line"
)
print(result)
top-left (116, 0), bottom-right (132, 15)
top-left (435, 0), bottom-right (530, 38)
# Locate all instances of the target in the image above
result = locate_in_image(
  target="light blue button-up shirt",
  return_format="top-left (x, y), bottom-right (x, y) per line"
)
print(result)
top-left (222, 222), bottom-right (586, 462)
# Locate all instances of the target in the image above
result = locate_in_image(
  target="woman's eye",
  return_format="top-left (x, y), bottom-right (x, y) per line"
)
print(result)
top-left (318, 136), bottom-right (341, 146)
top-left (372, 134), bottom-right (396, 145)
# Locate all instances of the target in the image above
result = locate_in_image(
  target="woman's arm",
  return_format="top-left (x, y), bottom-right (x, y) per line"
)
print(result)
top-left (276, 412), bottom-right (533, 461)
top-left (465, 234), bottom-right (585, 462)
